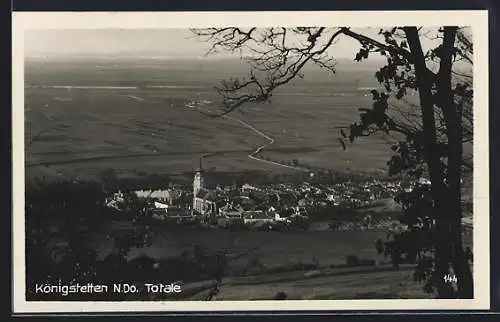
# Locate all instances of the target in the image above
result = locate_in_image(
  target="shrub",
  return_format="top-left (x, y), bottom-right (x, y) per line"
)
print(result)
top-left (345, 255), bottom-right (361, 266)
top-left (292, 261), bottom-right (318, 271)
top-left (312, 256), bottom-right (320, 268)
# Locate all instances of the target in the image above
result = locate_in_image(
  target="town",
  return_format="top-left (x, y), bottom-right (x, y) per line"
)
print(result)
top-left (104, 161), bottom-right (413, 232)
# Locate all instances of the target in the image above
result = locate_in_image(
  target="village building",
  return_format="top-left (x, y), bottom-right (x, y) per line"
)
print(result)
top-left (192, 160), bottom-right (218, 216)
top-left (105, 190), bottom-right (126, 210)
top-left (241, 183), bottom-right (261, 192)
top-left (151, 205), bottom-right (193, 222)
top-left (134, 189), bottom-right (173, 204)
top-left (218, 203), bottom-right (243, 219)
top-left (242, 210), bottom-right (274, 224)
top-left (292, 206), bottom-right (309, 218)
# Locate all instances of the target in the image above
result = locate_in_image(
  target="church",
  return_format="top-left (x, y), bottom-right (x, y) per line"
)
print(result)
top-left (192, 159), bottom-right (218, 216)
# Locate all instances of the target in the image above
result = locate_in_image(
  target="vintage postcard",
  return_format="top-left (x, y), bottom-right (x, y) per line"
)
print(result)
top-left (12, 10), bottom-right (490, 313)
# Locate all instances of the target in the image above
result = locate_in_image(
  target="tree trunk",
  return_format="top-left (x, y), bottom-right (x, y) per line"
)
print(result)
top-left (404, 27), bottom-right (454, 298)
top-left (438, 26), bottom-right (474, 299)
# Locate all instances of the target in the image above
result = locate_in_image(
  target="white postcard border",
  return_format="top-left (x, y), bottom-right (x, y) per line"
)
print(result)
top-left (12, 10), bottom-right (490, 313)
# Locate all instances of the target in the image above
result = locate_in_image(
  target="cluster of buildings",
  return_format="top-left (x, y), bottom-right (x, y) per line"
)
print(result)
top-left (105, 161), bottom-right (410, 229)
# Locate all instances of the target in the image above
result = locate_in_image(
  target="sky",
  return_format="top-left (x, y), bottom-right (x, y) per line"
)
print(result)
top-left (24, 28), bottom-right (432, 60)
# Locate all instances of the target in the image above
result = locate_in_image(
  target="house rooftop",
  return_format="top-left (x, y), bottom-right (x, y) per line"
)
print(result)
top-left (195, 188), bottom-right (216, 201)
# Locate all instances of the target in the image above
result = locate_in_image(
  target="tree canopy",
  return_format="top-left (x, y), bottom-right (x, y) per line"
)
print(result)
top-left (192, 26), bottom-right (474, 298)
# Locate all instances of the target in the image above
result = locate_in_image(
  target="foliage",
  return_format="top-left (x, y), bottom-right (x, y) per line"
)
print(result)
top-left (193, 26), bottom-right (474, 298)
top-left (24, 179), bottom-right (232, 300)
top-left (345, 255), bottom-right (361, 266)
top-left (347, 27), bottom-right (473, 298)
top-left (25, 179), bottom-right (109, 298)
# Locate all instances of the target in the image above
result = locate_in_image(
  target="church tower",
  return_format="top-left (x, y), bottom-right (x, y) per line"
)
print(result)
top-left (193, 158), bottom-right (204, 209)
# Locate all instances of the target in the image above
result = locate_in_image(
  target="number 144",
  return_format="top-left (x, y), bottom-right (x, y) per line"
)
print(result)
top-left (443, 274), bottom-right (458, 284)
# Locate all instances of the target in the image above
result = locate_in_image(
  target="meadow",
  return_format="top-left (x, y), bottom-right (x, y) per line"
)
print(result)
top-left (100, 224), bottom-right (388, 266)
top-left (90, 222), bottom-right (472, 300)
top-left (98, 219), bottom-right (472, 268)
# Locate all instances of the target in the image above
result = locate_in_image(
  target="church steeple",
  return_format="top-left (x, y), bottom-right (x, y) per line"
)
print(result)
top-left (193, 157), bottom-right (205, 209)
top-left (195, 157), bottom-right (204, 173)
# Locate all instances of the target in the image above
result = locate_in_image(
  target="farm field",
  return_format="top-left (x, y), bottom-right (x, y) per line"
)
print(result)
top-left (24, 58), bottom-right (394, 181)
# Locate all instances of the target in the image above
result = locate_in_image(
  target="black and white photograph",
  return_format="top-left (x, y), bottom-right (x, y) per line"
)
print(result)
top-left (12, 11), bottom-right (490, 312)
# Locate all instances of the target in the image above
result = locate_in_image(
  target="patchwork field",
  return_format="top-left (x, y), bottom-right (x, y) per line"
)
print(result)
top-left (24, 58), bottom-right (396, 181)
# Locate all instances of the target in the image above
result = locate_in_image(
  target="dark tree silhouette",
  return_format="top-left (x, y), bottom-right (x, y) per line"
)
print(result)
top-left (25, 176), bottom-right (269, 300)
top-left (25, 179), bottom-right (109, 299)
top-left (192, 26), bottom-right (474, 298)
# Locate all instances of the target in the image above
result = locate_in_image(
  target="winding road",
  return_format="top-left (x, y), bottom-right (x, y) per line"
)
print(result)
top-left (29, 95), bottom-right (310, 173)
top-left (194, 104), bottom-right (308, 172)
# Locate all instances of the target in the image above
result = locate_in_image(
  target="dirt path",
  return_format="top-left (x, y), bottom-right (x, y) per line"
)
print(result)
top-left (193, 103), bottom-right (308, 171)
